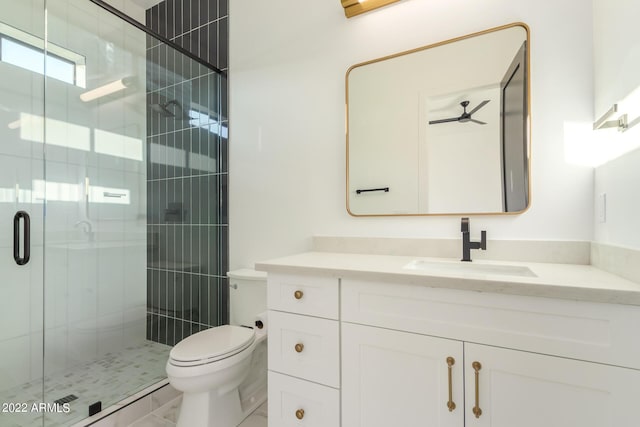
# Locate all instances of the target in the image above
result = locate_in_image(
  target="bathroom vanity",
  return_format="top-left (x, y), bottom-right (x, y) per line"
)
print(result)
top-left (257, 252), bottom-right (640, 427)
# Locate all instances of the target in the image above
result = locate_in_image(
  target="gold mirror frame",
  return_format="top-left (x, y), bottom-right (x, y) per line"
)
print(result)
top-left (345, 22), bottom-right (532, 217)
top-left (341, 0), bottom-right (402, 18)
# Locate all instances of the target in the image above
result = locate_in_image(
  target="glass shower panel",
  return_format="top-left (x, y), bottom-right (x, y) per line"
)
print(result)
top-left (0, 1), bottom-right (46, 426)
top-left (39, 0), bottom-right (224, 424)
top-left (41, 0), bottom-right (155, 424)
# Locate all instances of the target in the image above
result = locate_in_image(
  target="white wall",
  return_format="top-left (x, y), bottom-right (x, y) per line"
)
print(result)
top-left (591, 0), bottom-right (640, 251)
top-left (594, 139), bottom-right (640, 249)
top-left (593, 0), bottom-right (640, 118)
top-left (229, 0), bottom-right (595, 269)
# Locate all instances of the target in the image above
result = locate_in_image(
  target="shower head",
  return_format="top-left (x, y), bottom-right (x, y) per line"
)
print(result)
top-left (151, 99), bottom-right (190, 120)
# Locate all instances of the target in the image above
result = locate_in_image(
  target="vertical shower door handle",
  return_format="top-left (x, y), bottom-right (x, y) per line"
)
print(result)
top-left (13, 211), bottom-right (30, 266)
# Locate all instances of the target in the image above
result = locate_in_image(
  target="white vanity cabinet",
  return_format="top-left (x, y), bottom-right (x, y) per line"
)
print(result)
top-left (262, 265), bottom-right (640, 427)
top-left (341, 278), bottom-right (640, 427)
top-left (341, 323), bottom-right (640, 427)
top-left (267, 273), bottom-right (341, 427)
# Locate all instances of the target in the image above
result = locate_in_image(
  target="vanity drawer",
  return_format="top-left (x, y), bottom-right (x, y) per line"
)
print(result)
top-left (267, 273), bottom-right (339, 319)
top-left (341, 278), bottom-right (640, 370)
top-left (268, 310), bottom-right (340, 387)
top-left (268, 371), bottom-right (340, 427)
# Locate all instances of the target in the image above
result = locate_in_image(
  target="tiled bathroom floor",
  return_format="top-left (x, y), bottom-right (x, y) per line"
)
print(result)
top-left (0, 341), bottom-right (171, 427)
top-left (127, 397), bottom-right (268, 427)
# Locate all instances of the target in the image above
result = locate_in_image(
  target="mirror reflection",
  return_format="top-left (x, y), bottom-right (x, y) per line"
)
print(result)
top-left (346, 23), bottom-right (530, 216)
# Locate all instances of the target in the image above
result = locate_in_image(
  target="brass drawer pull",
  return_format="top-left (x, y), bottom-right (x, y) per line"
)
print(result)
top-left (472, 361), bottom-right (482, 418)
top-left (446, 356), bottom-right (456, 412)
top-left (296, 408), bottom-right (305, 419)
top-left (295, 343), bottom-right (304, 353)
top-left (294, 290), bottom-right (304, 300)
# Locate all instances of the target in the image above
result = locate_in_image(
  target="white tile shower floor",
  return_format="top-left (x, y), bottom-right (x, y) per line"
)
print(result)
top-left (127, 396), bottom-right (268, 427)
top-left (0, 341), bottom-right (171, 427)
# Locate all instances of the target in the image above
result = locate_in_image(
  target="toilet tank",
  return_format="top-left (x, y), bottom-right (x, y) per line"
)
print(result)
top-left (228, 269), bottom-right (267, 327)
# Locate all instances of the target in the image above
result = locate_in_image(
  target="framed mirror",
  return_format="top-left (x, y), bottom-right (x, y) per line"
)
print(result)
top-left (346, 23), bottom-right (530, 216)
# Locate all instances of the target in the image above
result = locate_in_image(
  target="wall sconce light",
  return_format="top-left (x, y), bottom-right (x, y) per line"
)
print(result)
top-left (341, 0), bottom-right (402, 18)
top-left (593, 86), bottom-right (640, 132)
top-left (593, 104), bottom-right (628, 131)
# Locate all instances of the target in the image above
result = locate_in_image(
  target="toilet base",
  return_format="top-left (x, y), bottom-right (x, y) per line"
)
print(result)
top-left (177, 387), bottom-right (243, 427)
top-left (169, 333), bottom-right (268, 427)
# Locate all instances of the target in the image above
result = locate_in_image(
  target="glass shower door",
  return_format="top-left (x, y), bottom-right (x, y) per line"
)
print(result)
top-left (2, 0), bottom-right (225, 424)
top-left (0, 1), bottom-right (46, 426)
top-left (42, 0), bottom-right (152, 424)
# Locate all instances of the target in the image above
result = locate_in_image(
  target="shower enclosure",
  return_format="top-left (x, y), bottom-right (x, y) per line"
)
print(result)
top-left (0, 0), bottom-right (226, 425)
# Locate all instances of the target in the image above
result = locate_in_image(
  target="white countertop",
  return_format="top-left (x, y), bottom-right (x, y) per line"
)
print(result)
top-left (255, 251), bottom-right (640, 306)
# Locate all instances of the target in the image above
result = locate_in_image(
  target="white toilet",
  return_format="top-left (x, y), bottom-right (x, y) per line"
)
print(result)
top-left (166, 269), bottom-right (268, 427)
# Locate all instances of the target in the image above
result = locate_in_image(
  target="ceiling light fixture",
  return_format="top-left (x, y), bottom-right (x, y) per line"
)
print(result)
top-left (341, 0), bottom-right (402, 18)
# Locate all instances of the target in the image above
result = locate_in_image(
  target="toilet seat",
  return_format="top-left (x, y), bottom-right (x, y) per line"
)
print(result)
top-left (169, 325), bottom-right (256, 367)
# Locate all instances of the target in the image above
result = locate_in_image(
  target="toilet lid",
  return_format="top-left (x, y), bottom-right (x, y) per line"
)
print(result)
top-left (169, 325), bottom-right (255, 366)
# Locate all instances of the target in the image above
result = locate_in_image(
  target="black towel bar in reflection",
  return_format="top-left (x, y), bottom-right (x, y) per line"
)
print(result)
top-left (356, 187), bottom-right (390, 194)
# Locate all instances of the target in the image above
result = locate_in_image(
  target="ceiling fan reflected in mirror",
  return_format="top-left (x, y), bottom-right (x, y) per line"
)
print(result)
top-left (428, 100), bottom-right (490, 125)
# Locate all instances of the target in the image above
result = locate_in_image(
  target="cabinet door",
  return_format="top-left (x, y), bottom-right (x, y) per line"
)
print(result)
top-left (464, 343), bottom-right (640, 427)
top-left (342, 322), bottom-right (463, 427)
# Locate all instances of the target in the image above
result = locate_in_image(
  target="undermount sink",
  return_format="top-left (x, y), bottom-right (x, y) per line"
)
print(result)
top-left (403, 259), bottom-right (537, 278)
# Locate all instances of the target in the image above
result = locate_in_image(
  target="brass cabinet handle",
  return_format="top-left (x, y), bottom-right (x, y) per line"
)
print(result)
top-left (472, 361), bottom-right (482, 418)
top-left (295, 408), bottom-right (305, 419)
top-left (294, 290), bottom-right (304, 300)
top-left (446, 356), bottom-right (456, 412)
top-left (295, 343), bottom-right (304, 353)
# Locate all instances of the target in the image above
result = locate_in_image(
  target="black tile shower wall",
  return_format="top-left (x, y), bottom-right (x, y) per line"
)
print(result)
top-left (146, 0), bottom-right (228, 71)
top-left (145, 0), bottom-right (229, 346)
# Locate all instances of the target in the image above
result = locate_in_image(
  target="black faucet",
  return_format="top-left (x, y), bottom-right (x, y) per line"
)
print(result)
top-left (461, 217), bottom-right (486, 262)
